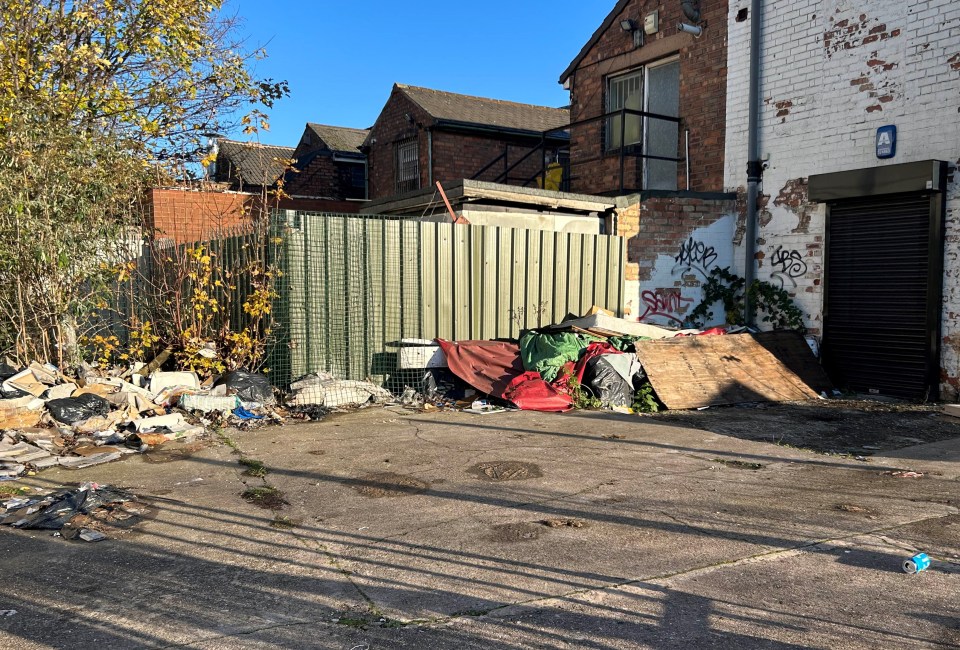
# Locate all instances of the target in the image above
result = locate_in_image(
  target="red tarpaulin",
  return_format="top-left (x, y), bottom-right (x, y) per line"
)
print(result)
top-left (436, 339), bottom-right (572, 412)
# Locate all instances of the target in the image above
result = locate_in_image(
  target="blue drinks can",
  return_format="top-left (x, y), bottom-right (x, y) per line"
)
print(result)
top-left (902, 553), bottom-right (931, 574)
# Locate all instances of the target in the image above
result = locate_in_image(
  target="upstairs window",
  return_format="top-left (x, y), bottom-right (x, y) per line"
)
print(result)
top-left (338, 161), bottom-right (367, 200)
top-left (395, 138), bottom-right (420, 194)
top-left (606, 69), bottom-right (644, 150)
top-left (605, 58), bottom-right (680, 190)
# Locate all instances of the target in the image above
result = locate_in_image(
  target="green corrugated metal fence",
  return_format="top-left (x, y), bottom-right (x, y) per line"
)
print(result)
top-left (267, 212), bottom-right (625, 388)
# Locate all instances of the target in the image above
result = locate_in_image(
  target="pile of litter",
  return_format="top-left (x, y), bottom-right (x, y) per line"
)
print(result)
top-left (391, 307), bottom-right (829, 414)
top-left (0, 482), bottom-right (145, 541)
top-left (0, 360), bottom-right (281, 479)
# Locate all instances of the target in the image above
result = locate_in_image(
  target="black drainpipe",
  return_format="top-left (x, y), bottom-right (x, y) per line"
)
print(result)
top-left (743, 0), bottom-right (763, 326)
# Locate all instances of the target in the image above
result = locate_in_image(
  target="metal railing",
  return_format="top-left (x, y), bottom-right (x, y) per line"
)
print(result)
top-left (470, 108), bottom-right (686, 195)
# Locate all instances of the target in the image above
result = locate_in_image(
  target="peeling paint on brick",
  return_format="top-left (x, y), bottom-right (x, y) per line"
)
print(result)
top-left (758, 193), bottom-right (773, 227)
top-left (771, 179), bottom-right (815, 234)
top-left (824, 12), bottom-right (901, 57)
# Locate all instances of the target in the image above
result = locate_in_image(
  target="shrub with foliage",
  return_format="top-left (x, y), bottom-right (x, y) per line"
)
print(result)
top-left (687, 267), bottom-right (807, 332)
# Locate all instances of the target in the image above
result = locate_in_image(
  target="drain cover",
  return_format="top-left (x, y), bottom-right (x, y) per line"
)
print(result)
top-left (468, 461), bottom-right (542, 481)
top-left (353, 472), bottom-right (429, 498)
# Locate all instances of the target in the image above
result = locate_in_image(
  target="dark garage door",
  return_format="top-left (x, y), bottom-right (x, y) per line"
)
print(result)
top-left (823, 193), bottom-right (938, 399)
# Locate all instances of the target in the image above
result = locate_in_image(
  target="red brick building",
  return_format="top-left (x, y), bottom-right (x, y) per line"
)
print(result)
top-left (284, 123), bottom-right (370, 201)
top-left (559, 0), bottom-right (728, 195)
top-left (150, 127), bottom-right (371, 243)
top-left (363, 84), bottom-right (570, 200)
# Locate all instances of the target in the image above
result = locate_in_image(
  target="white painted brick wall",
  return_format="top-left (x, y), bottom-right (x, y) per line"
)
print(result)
top-left (725, 0), bottom-right (960, 398)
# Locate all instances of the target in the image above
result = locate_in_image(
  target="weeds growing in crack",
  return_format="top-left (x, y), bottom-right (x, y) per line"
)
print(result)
top-left (216, 430), bottom-right (241, 454)
top-left (241, 485), bottom-right (288, 510)
top-left (239, 457), bottom-right (268, 478)
top-left (270, 515), bottom-right (298, 530)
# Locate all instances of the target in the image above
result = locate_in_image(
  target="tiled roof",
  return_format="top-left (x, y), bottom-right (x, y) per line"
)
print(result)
top-left (215, 140), bottom-right (294, 186)
top-left (397, 84), bottom-right (570, 133)
top-left (306, 123), bottom-right (369, 154)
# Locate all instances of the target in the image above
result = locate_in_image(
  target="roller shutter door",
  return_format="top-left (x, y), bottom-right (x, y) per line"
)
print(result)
top-left (822, 193), bottom-right (936, 399)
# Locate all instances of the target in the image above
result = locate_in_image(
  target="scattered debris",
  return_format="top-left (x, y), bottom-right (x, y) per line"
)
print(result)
top-left (289, 373), bottom-right (392, 408)
top-left (887, 470), bottom-right (924, 478)
top-left (463, 400), bottom-right (509, 415)
top-left (468, 461), bottom-right (542, 481)
top-left (0, 360), bottom-right (284, 479)
top-left (540, 518), bottom-right (587, 528)
top-left (0, 482), bottom-right (143, 541)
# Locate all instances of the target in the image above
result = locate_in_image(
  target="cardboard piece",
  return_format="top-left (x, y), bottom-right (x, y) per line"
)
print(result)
top-left (635, 333), bottom-right (820, 409)
top-left (0, 406), bottom-right (43, 429)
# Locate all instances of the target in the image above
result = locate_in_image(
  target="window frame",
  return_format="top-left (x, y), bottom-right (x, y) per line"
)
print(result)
top-left (603, 55), bottom-right (681, 190)
top-left (394, 137), bottom-right (420, 194)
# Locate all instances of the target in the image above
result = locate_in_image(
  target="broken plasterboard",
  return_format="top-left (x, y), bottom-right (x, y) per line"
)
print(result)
top-left (549, 313), bottom-right (698, 339)
top-left (635, 333), bottom-right (820, 409)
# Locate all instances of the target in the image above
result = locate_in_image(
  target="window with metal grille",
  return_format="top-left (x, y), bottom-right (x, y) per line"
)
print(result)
top-left (395, 138), bottom-right (420, 194)
top-left (604, 58), bottom-right (680, 190)
top-left (606, 69), bottom-right (644, 151)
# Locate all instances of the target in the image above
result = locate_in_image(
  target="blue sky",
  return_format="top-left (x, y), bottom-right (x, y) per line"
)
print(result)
top-left (229, 0), bottom-right (612, 147)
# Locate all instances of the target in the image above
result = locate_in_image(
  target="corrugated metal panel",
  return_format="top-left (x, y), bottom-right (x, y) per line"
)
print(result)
top-left (823, 194), bottom-right (936, 399)
top-left (276, 214), bottom-right (626, 384)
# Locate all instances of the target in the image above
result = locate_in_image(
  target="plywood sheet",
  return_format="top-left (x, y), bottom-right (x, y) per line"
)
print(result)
top-left (635, 333), bottom-right (820, 409)
top-left (752, 330), bottom-right (834, 394)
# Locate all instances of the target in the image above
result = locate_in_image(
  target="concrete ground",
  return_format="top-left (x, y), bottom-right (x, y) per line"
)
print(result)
top-left (0, 407), bottom-right (958, 649)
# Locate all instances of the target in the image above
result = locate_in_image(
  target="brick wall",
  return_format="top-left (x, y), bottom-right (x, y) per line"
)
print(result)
top-left (366, 92), bottom-right (429, 199)
top-left (367, 88), bottom-right (567, 200)
top-left (285, 154), bottom-right (339, 198)
top-left (148, 189), bottom-right (253, 244)
top-left (617, 195), bottom-right (736, 324)
top-left (430, 131), bottom-right (563, 188)
top-left (149, 189), bottom-right (362, 244)
top-left (565, 0), bottom-right (728, 195)
top-left (724, 0), bottom-right (960, 397)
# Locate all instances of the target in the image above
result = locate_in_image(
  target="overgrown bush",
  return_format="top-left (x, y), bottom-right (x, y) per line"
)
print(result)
top-left (687, 267), bottom-right (806, 332)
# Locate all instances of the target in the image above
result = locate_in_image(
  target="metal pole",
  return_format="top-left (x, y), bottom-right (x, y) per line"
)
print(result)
top-left (685, 129), bottom-right (690, 191)
top-left (743, 0), bottom-right (763, 326)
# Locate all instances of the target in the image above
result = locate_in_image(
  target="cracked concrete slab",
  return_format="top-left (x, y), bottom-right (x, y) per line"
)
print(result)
top-left (0, 407), bottom-right (956, 648)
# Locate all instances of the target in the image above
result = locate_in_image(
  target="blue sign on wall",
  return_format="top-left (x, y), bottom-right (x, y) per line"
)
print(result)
top-left (876, 125), bottom-right (897, 159)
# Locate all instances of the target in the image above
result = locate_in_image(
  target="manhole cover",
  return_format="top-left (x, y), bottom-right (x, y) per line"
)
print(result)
top-left (353, 472), bottom-right (429, 498)
top-left (491, 522), bottom-right (543, 542)
top-left (468, 461), bottom-right (542, 482)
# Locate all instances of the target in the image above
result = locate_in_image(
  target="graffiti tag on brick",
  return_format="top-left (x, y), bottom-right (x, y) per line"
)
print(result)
top-left (770, 245), bottom-right (807, 288)
top-left (638, 289), bottom-right (693, 325)
top-left (673, 237), bottom-right (718, 278)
